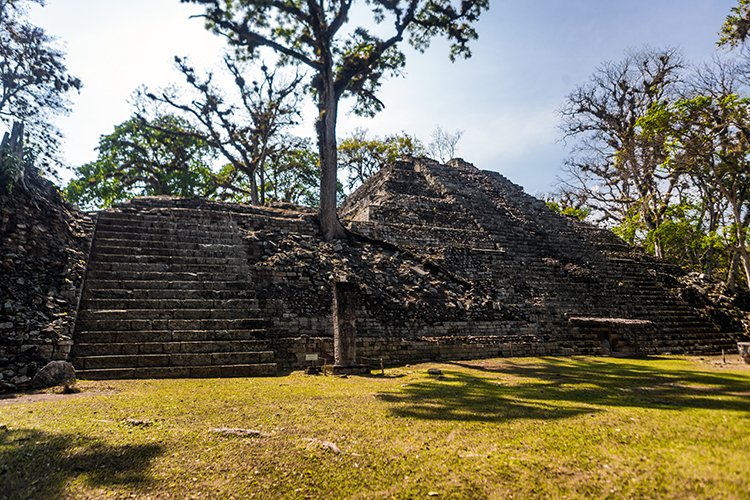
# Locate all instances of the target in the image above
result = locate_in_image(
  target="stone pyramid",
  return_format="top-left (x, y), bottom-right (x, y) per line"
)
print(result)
top-left (71, 158), bottom-right (742, 378)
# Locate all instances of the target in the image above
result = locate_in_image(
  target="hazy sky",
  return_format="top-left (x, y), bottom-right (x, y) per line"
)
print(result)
top-left (28, 0), bottom-right (737, 195)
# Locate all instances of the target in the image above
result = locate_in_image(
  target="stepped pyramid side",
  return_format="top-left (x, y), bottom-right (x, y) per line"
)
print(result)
top-left (72, 159), bottom-right (743, 379)
top-left (71, 198), bottom-right (295, 379)
top-left (341, 158), bottom-right (741, 356)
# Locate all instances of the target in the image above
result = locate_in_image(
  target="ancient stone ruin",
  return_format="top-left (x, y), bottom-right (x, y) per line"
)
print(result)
top-left (64, 158), bottom-right (746, 379)
top-left (0, 169), bottom-right (93, 391)
top-left (2, 158), bottom-right (747, 385)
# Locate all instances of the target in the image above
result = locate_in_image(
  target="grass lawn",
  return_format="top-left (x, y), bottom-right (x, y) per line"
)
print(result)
top-left (1, 355), bottom-right (749, 499)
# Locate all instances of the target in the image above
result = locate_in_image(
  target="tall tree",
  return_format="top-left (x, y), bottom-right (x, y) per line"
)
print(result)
top-left (559, 47), bottom-right (683, 259)
top-left (141, 54), bottom-right (303, 205)
top-left (0, 0), bottom-right (81, 171)
top-left (66, 114), bottom-right (217, 209)
top-left (184, 0), bottom-right (489, 240)
top-left (639, 59), bottom-right (750, 290)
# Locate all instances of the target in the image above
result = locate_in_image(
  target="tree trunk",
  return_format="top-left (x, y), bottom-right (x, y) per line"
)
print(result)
top-left (249, 171), bottom-right (259, 205)
top-left (259, 162), bottom-right (266, 206)
top-left (730, 203), bottom-right (750, 292)
top-left (316, 68), bottom-right (346, 241)
top-left (727, 250), bottom-right (739, 291)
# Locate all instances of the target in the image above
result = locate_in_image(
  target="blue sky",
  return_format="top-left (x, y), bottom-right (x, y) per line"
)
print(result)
top-left (29, 0), bottom-right (736, 195)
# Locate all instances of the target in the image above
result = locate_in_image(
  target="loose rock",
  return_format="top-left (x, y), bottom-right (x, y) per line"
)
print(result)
top-left (31, 360), bottom-right (76, 389)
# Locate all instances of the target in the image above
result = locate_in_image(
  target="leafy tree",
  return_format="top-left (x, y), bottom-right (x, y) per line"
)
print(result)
top-left (0, 0), bottom-right (81, 171)
top-left (66, 115), bottom-right (217, 209)
top-left (719, 0), bottom-right (750, 46)
top-left (338, 128), bottom-right (423, 191)
top-left (559, 47), bottom-right (683, 259)
top-left (141, 54), bottom-right (303, 205)
top-left (184, 0), bottom-right (489, 240)
top-left (263, 138), bottom-right (322, 206)
top-left (544, 198), bottom-right (590, 222)
top-left (640, 92), bottom-right (750, 290)
top-left (427, 125), bottom-right (463, 163)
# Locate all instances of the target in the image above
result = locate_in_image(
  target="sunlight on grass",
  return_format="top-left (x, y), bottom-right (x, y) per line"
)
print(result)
top-left (1, 356), bottom-right (748, 498)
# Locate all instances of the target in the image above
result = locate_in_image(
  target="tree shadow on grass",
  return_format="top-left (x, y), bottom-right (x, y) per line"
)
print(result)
top-left (0, 427), bottom-right (162, 499)
top-left (377, 357), bottom-right (750, 423)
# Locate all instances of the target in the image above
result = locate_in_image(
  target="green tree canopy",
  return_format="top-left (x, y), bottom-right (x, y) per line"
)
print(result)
top-left (719, 0), bottom-right (750, 46)
top-left (140, 55), bottom-right (303, 206)
top-left (66, 115), bottom-right (217, 209)
top-left (559, 47), bottom-right (683, 259)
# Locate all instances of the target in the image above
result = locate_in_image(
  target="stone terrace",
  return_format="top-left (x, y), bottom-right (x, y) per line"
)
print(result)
top-left (71, 159), bottom-right (743, 378)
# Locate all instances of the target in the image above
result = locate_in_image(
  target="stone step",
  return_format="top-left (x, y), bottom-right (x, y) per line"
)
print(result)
top-left (93, 254), bottom-right (246, 265)
top-left (74, 340), bottom-right (272, 356)
top-left (95, 224), bottom-right (240, 239)
top-left (75, 318), bottom-right (267, 332)
top-left (94, 231), bottom-right (239, 246)
top-left (74, 351), bottom-right (275, 370)
top-left (76, 329), bottom-right (268, 344)
top-left (76, 363), bottom-right (279, 380)
top-left (96, 221), bottom-right (242, 239)
top-left (96, 218), bottom-right (236, 232)
top-left (85, 288), bottom-right (255, 300)
top-left (86, 271), bottom-right (245, 282)
top-left (109, 206), bottom-right (315, 233)
top-left (82, 299), bottom-right (259, 310)
top-left (78, 309), bottom-right (260, 321)
top-left (91, 245), bottom-right (240, 258)
top-left (88, 262), bottom-right (245, 274)
top-left (84, 280), bottom-right (253, 291)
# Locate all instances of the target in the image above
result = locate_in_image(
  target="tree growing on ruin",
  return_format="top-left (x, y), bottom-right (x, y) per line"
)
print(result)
top-left (0, 0), bottom-right (81, 171)
top-left (427, 125), bottom-right (463, 163)
top-left (184, 0), bottom-right (489, 240)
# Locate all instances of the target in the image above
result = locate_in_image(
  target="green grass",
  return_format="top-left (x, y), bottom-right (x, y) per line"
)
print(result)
top-left (1, 356), bottom-right (749, 499)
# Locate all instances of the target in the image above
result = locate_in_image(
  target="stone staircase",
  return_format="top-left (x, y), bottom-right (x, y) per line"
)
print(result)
top-left (71, 199), bottom-right (277, 379)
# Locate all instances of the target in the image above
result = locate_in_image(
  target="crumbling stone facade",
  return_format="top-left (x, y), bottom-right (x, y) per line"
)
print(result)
top-left (0, 172), bottom-right (94, 391)
top-left (69, 158), bottom-right (746, 378)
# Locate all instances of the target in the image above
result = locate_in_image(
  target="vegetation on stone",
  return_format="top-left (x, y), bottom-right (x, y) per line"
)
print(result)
top-left (63, 159), bottom-right (746, 381)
